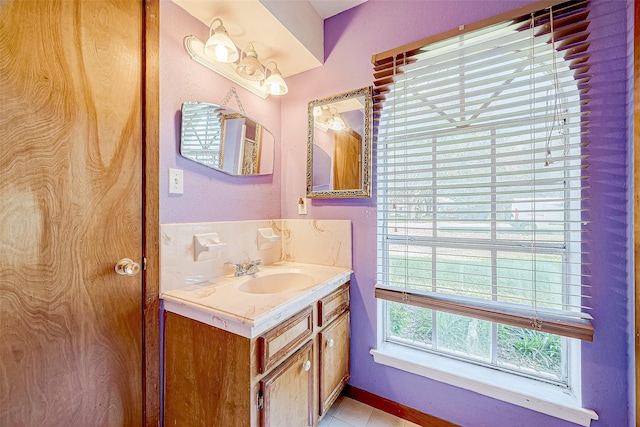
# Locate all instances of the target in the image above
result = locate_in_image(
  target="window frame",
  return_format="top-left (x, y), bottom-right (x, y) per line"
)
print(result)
top-left (377, 96), bottom-right (583, 383)
top-left (371, 1), bottom-right (597, 424)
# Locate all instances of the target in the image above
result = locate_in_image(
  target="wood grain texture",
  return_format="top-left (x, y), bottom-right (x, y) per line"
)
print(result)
top-left (333, 129), bottom-right (362, 190)
top-left (143, 0), bottom-right (161, 424)
top-left (260, 340), bottom-right (314, 427)
top-left (319, 312), bottom-right (350, 415)
top-left (0, 0), bottom-right (144, 425)
top-left (163, 312), bottom-right (253, 427)
top-left (259, 306), bottom-right (313, 374)
top-left (344, 385), bottom-right (460, 427)
top-left (163, 282), bottom-right (350, 426)
top-left (318, 282), bottom-right (349, 327)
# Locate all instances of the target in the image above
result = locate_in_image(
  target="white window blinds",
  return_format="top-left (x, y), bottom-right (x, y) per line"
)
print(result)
top-left (180, 102), bottom-right (224, 169)
top-left (374, 0), bottom-right (593, 341)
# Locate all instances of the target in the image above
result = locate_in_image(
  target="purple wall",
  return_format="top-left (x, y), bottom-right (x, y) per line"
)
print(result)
top-left (160, 1), bottom-right (282, 224)
top-left (159, 0), bottom-right (633, 425)
top-left (280, 1), bottom-right (634, 426)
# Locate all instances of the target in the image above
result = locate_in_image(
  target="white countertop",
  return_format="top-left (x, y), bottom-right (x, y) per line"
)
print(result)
top-left (161, 261), bottom-right (352, 338)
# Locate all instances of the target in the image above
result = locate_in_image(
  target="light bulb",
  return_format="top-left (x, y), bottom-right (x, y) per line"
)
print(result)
top-left (204, 19), bottom-right (238, 63)
top-left (215, 44), bottom-right (229, 62)
top-left (330, 113), bottom-right (345, 130)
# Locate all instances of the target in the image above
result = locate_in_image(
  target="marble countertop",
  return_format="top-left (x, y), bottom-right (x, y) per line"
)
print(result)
top-left (161, 261), bottom-right (353, 339)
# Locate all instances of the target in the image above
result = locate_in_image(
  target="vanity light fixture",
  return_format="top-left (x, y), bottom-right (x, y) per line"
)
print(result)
top-left (263, 62), bottom-right (288, 95)
top-left (235, 43), bottom-right (265, 81)
top-left (184, 33), bottom-right (288, 99)
top-left (329, 108), bottom-right (346, 131)
top-left (204, 19), bottom-right (239, 63)
top-left (314, 106), bottom-right (333, 124)
top-left (314, 106), bottom-right (346, 131)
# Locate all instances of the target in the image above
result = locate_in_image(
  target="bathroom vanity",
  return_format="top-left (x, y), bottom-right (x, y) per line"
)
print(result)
top-left (162, 262), bottom-right (351, 427)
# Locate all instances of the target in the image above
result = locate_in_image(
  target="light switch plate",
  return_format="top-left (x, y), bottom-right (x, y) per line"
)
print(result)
top-left (169, 168), bottom-right (183, 194)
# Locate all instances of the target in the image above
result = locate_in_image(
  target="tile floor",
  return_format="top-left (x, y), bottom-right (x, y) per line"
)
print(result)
top-left (318, 396), bottom-right (421, 427)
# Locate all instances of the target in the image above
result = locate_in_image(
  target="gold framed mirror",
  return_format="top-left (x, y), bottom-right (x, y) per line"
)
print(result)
top-left (306, 86), bottom-right (373, 198)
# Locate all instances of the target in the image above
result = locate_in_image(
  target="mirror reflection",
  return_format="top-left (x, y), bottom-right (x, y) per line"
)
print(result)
top-left (180, 101), bottom-right (275, 176)
top-left (307, 86), bottom-right (372, 198)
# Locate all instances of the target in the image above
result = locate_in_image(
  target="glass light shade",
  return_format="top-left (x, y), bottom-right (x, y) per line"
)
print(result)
top-left (236, 45), bottom-right (265, 81)
top-left (330, 113), bottom-right (345, 130)
top-left (316, 106), bottom-right (332, 123)
top-left (263, 63), bottom-right (288, 95)
top-left (204, 19), bottom-right (238, 63)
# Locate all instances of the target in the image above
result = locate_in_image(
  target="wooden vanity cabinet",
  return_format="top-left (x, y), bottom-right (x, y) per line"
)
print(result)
top-left (163, 312), bottom-right (255, 427)
top-left (319, 312), bottom-right (350, 416)
top-left (163, 281), bottom-right (350, 427)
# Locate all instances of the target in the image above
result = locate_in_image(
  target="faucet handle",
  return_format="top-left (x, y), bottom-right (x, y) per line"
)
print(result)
top-left (225, 261), bottom-right (243, 274)
top-left (245, 259), bottom-right (261, 275)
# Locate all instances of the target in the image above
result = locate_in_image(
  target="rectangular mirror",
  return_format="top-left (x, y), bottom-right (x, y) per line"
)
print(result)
top-left (306, 86), bottom-right (373, 198)
top-left (180, 101), bottom-right (275, 176)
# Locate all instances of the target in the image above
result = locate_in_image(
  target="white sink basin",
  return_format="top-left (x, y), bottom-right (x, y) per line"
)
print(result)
top-left (236, 272), bottom-right (316, 294)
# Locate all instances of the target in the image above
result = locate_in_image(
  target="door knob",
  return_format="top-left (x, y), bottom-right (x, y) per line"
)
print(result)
top-left (115, 258), bottom-right (141, 276)
top-left (303, 360), bottom-right (311, 372)
top-left (328, 339), bottom-right (335, 348)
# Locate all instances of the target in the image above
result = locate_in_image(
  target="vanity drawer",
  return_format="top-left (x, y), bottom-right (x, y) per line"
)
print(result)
top-left (258, 306), bottom-right (313, 374)
top-left (317, 282), bottom-right (350, 327)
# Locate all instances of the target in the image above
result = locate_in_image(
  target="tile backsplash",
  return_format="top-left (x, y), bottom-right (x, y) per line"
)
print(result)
top-left (281, 219), bottom-right (352, 267)
top-left (160, 219), bottom-right (352, 293)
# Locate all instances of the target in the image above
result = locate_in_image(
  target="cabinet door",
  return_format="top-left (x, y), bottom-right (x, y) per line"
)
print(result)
top-left (319, 312), bottom-right (350, 415)
top-left (260, 340), bottom-right (314, 427)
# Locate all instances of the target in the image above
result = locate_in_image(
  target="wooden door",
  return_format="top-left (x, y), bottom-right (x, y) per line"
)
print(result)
top-left (0, 1), bottom-right (145, 425)
top-left (318, 312), bottom-right (350, 416)
top-left (260, 341), bottom-right (314, 427)
top-left (333, 128), bottom-right (362, 190)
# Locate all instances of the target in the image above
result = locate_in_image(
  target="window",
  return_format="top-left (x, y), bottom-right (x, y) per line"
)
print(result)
top-left (374, 0), bottom-right (592, 389)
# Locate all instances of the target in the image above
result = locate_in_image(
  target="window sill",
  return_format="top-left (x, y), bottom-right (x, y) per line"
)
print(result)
top-left (370, 342), bottom-right (598, 427)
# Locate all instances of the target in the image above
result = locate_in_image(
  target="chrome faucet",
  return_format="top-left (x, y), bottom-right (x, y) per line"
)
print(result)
top-left (226, 259), bottom-right (261, 276)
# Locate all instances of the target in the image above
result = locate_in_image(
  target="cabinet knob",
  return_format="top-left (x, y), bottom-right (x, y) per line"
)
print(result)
top-left (303, 360), bottom-right (311, 372)
top-left (328, 339), bottom-right (335, 348)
